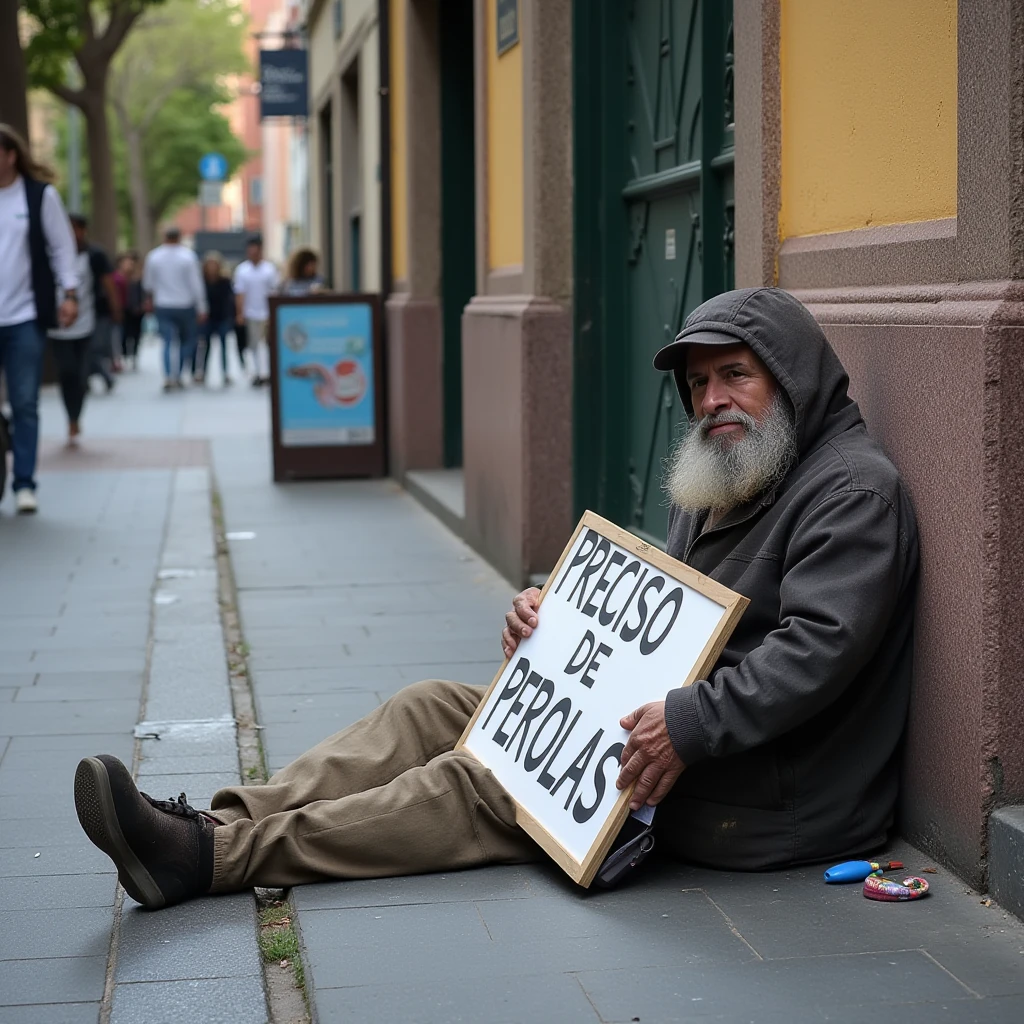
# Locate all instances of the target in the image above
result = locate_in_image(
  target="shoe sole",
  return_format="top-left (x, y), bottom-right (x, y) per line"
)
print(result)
top-left (74, 757), bottom-right (166, 909)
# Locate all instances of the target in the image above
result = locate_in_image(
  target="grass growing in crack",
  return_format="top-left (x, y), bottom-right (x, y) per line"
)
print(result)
top-left (260, 926), bottom-right (299, 964)
top-left (258, 901), bottom-right (306, 993)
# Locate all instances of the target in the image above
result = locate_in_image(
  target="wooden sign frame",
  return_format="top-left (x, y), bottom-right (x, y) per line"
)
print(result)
top-left (456, 510), bottom-right (748, 887)
top-left (268, 293), bottom-right (386, 482)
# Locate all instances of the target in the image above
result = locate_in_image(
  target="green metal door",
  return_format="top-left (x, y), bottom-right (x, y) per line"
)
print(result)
top-left (574, 0), bottom-right (735, 543)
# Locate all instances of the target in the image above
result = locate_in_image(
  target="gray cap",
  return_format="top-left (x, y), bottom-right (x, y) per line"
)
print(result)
top-left (653, 329), bottom-right (744, 372)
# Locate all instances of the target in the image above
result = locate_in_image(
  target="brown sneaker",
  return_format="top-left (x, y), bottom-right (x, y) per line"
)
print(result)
top-left (74, 755), bottom-right (215, 909)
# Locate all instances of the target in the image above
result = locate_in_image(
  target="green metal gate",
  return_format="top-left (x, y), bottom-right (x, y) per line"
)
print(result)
top-left (574, 0), bottom-right (735, 543)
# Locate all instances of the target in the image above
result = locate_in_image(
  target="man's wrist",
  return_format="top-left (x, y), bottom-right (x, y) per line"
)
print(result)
top-left (664, 686), bottom-right (708, 766)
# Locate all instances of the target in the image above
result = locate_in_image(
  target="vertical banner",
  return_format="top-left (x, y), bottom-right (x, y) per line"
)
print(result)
top-left (268, 295), bottom-right (386, 481)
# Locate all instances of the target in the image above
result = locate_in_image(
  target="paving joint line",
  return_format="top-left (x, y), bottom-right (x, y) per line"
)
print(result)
top-left (96, 468), bottom-right (171, 1024)
top-left (211, 476), bottom-right (312, 1024)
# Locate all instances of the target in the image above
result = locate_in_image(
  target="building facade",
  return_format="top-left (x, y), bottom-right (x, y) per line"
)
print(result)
top-left (308, 0), bottom-right (1024, 894)
top-left (307, 0), bottom-right (383, 293)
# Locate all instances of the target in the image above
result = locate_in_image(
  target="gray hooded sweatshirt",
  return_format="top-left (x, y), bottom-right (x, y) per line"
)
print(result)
top-left (657, 287), bottom-right (919, 870)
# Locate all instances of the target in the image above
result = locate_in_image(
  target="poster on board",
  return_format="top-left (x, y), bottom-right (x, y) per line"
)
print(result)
top-left (457, 511), bottom-right (748, 887)
top-left (268, 295), bottom-right (386, 481)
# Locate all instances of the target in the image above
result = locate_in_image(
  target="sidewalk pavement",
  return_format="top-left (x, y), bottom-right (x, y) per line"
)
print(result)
top-left (3, 338), bottom-right (1024, 1023)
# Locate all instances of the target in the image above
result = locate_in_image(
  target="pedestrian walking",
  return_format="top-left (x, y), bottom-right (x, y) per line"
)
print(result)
top-left (69, 214), bottom-right (121, 394)
top-left (0, 124), bottom-right (78, 515)
top-left (191, 253), bottom-right (235, 385)
top-left (232, 235), bottom-right (278, 386)
top-left (281, 248), bottom-right (324, 296)
top-left (49, 215), bottom-right (120, 445)
top-left (113, 252), bottom-right (145, 370)
top-left (142, 226), bottom-right (208, 391)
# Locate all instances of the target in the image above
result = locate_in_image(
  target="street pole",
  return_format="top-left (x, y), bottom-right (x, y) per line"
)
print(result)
top-left (66, 61), bottom-right (82, 214)
top-left (68, 105), bottom-right (81, 214)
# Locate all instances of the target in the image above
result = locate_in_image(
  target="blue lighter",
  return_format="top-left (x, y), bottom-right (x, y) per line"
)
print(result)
top-left (823, 860), bottom-right (904, 883)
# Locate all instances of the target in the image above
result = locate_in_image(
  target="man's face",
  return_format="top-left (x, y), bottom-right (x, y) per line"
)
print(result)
top-left (72, 223), bottom-right (87, 249)
top-left (666, 341), bottom-right (796, 514)
top-left (684, 343), bottom-right (778, 443)
top-left (0, 147), bottom-right (16, 179)
top-left (247, 244), bottom-right (262, 263)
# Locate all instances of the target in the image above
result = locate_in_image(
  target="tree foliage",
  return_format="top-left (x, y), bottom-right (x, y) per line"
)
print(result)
top-left (143, 86), bottom-right (249, 227)
top-left (108, 0), bottom-right (250, 250)
top-left (23, 0), bottom-right (167, 252)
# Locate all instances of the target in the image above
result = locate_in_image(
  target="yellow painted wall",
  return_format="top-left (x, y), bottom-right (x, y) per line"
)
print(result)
top-left (780, 0), bottom-right (957, 238)
top-left (390, 0), bottom-right (408, 282)
top-left (486, 1), bottom-right (524, 269)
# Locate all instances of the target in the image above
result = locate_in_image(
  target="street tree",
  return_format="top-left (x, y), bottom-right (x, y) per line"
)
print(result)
top-left (23, 0), bottom-right (164, 253)
top-left (0, 0), bottom-right (30, 140)
top-left (110, 0), bottom-right (249, 253)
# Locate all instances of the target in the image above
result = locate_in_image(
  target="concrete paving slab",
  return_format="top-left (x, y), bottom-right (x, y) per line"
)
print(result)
top-left (116, 896), bottom-right (262, 983)
top-left (27, 650), bottom-right (147, 673)
top-left (577, 953), bottom-right (976, 1021)
top-left (312, 971), bottom-right (600, 1024)
top-left (0, 908), bottom-right (114, 961)
top-left (0, 768), bottom-right (88, 795)
top-left (0, 842), bottom-right (116, 877)
top-left (109, 976), bottom-right (268, 1024)
top-left (254, 690), bottom-right (381, 727)
top-left (12, 681), bottom-right (144, 702)
top-left (0, 701), bottom-right (140, 735)
top-left (293, 864), bottom-right (564, 910)
top-left (0, 956), bottom-right (107, 1006)
top-left (0, 1002), bottom-right (102, 1024)
top-left (0, 738), bottom-right (134, 772)
top-left (4, 874), bottom-right (117, 912)
top-left (136, 752), bottom-right (240, 775)
top-left (0, 815), bottom-right (108, 849)
top-left (249, 665), bottom-right (403, 694)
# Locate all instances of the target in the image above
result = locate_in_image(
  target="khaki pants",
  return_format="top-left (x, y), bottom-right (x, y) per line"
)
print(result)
top-left (208, 680), bottom-right (538, 890)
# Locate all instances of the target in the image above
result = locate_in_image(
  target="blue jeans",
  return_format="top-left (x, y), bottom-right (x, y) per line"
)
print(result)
top-left (156, 307), bottom-right (198, 379)
top-left (0, 319), bottom-right (45, 493)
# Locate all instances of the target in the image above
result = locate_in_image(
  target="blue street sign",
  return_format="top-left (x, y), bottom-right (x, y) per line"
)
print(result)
top-left (199, 153), bottom-right (228, 181)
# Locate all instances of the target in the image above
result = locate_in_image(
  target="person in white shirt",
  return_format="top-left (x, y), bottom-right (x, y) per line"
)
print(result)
top-left (232, 236), bottom-right (279, 387)
top-left (142, 226), bottom-right (208, 392)
top-left (0, 124), bottom-right (79, 515)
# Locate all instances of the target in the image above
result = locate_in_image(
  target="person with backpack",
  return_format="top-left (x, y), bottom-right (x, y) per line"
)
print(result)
top-left (0, 124), bottom-right (78, 515)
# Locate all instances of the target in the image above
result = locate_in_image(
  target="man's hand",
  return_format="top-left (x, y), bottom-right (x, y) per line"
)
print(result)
top-left (501, 587), bottom-right (541, 659)
top-left (58, 297), bottom-right (77, 328)
top-left (197, 312), bottom-right (208, 325)
top-left (617, 701), bottom-right (685, 810)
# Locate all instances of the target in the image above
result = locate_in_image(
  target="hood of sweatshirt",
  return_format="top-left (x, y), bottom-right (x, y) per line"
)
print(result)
top-left (653, 287), bottom-right (863, 456)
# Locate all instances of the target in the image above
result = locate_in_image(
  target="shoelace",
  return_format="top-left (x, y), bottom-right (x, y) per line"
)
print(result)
top-left (141, 790), bottom-right (204, 821)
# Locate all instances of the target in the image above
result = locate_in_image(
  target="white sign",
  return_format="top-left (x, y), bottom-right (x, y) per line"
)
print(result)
top-left (458, 511), bottom-right (747, 886)
top-left (199, 181), bottom-right (223, 207)
top-left (665, 228), bottom-right (677, 260)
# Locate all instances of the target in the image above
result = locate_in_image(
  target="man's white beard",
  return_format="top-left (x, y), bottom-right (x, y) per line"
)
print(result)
top-left (664, 392), bottom-right (798, 514)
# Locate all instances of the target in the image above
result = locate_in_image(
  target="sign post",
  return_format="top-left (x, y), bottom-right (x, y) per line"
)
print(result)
top-left (268, 294), bottom-right (386, 481)
top-left (198, 153), bottom-right (227, 230)
top-left (458, 511), bottom-right (748, 887)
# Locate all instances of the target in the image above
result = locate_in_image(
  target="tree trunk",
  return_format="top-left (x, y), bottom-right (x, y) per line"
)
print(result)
top-left (0, 0), bottom-right (29, 141)
top-left (78, 85), bottom-right (118, 255)
top-left (116, 102), bottom-right (154, 255)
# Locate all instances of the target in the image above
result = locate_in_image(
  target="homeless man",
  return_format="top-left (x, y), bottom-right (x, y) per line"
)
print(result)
top-left (74, 287), bottom-right (919, 909)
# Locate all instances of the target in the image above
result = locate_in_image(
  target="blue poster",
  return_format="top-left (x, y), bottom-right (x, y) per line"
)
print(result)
top-left (276, 302), bottom-right (375, 447)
